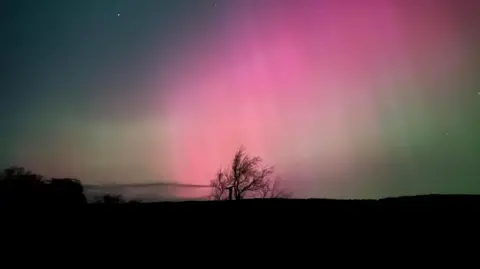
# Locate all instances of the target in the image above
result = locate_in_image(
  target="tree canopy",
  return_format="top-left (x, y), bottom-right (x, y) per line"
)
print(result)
top-left (210, 146), bottom-right (292, 200)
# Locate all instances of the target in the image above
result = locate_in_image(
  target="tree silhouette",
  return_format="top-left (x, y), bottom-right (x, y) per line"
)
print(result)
top-left (210, 146), bottom-right (292, 200)
top-left (0, 166), bottom-right (87, 205)
top-left (47, 178), bottom-right (87, 204)
top-left (259, 176), bottom-right (293, 199)
top-left (0, 166), bottom-right (45, 203)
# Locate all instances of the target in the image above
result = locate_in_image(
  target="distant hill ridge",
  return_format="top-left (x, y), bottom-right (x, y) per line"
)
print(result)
top-left (84, 182), bottom-right (211, 189)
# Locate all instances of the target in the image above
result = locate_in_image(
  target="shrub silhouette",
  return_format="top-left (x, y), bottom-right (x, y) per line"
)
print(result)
top-left (99, 194), bottom-right (126, 204)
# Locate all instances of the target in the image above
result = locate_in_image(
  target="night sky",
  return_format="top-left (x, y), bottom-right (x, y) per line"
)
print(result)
top-left (1, 0), bottom-right (480, 199)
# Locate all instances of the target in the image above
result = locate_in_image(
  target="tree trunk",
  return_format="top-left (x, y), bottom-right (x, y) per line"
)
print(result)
top-left (227, 186), bottom-right (233, 201)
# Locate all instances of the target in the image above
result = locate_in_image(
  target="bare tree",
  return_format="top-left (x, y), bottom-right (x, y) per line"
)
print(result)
top-left (211, 169), bottom-right (229, 200)
top-left (259, 176), bottom-right (293, 199)
top-left (210, 146), bottom-right (292, 200)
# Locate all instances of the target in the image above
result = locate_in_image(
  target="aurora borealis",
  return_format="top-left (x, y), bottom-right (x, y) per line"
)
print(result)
top-left (2, 0), bottom-right (480, 199)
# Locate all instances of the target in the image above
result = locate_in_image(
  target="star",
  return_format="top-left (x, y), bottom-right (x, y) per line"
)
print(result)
top-left (445, 133), bottom-right (449, 136)
top-left (117, 13), bottom-right (121, 17)
top-left (213, 3), bottom-right (217, 7)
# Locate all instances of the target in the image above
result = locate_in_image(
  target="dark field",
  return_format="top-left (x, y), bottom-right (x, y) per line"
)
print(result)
top-left (80, 195), bottom-right (480, 228)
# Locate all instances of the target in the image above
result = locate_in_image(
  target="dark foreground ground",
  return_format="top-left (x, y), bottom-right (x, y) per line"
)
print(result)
top-left (7, 195), bottom-right (479, 234)
top-left (83, 195), bottom-right (480, 232)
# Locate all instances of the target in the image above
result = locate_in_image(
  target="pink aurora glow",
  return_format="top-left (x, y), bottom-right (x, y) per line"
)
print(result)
top-left (157, 0), bottom-right (468, 197)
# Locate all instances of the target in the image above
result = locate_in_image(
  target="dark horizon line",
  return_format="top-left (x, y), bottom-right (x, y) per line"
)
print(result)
top-left (84, 182), bottom-right (211, 189)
